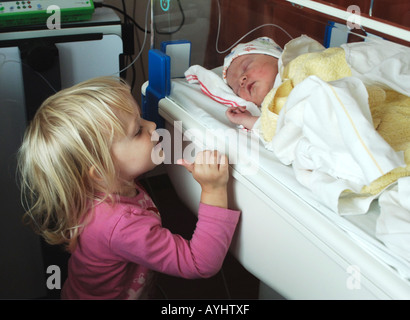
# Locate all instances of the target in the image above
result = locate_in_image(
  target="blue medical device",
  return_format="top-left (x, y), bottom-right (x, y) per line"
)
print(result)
top-left (143, 40), bottom-right (191, 128)
top-left (142, 49), bottom-right (170, 128)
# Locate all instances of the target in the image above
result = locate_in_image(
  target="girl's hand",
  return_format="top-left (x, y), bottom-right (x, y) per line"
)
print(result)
top-left (225, 106), bottom-right (258, 129)
top-left (177, 150), bottom-right (229, 208)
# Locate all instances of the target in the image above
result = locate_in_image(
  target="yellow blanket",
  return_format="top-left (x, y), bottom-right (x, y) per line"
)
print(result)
top-left (260, 47), bottom-right (410, 195)
top-left (362, 86), bottom-right (410, 194)
top-left (261, 47), bottom-right (351, 142)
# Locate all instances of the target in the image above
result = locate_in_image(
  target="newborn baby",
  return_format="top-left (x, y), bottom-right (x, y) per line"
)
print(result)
top-left (223, 37), bottom-right (282, 129)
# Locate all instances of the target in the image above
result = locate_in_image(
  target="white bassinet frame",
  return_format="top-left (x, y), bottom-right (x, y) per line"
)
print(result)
top-left (141, 0), bottom-right (410, 299)
top-left (155, 84), bottom-right (410, 299)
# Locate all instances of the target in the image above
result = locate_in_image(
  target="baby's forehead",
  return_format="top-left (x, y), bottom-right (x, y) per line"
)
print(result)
top-left (228, 54), bottom-right (277, 73)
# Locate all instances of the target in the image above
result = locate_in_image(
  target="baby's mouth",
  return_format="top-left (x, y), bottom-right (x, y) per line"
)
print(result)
top-left (247, 82), bottom-right (254, 94)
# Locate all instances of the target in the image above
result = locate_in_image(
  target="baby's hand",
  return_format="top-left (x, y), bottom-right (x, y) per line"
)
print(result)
top-left (225, 106), bottom-right (250, 124)
top-left (225, 106), bottom-right (258, 129)
top-left (177, 150), bottom-right (229, 208)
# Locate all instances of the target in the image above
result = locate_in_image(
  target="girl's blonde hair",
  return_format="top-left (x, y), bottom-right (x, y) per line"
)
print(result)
top-left (17, 76), bottom-right (137, 252)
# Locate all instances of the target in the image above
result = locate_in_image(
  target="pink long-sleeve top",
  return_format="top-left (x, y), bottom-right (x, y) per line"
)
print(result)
top-left (61, 184), bottom-right (240, 299)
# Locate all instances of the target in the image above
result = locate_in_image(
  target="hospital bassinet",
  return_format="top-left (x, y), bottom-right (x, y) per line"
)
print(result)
top-left (142, 0), bottom-right (410, 299)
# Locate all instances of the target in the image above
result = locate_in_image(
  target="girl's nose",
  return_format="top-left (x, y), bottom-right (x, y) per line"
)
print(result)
top-left (148, 120), bottom-right (157, 133)
top-left (142, 118), bottom-right (157, 133)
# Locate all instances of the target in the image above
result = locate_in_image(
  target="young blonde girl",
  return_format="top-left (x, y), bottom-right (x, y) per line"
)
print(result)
top-left (17, 76), bottom-right (240, 299)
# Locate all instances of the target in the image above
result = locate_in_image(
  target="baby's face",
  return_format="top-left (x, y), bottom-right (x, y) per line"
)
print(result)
top-left (226, 54), bottom-right (278, 106)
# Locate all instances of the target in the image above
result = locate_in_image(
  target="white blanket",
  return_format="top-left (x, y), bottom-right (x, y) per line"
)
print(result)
top-left (262, 37), bottom-right (410, 263)
top-left (270, 75), bottom-right (404, 214)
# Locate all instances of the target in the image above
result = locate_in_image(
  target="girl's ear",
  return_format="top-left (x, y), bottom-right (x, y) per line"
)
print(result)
top-left (89, 166), bottom-right (102, 181)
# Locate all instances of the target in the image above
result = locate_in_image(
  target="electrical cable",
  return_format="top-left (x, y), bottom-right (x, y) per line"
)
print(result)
top-left (120, 0), bottom-right (150, 75)
top-left (97, 2), bottom-right (149, 33)
top-left (133, 0), bottom-right (147, 82)
top-left (150, 0), bottom-right (154, 49)
top-left (215, 0), bottom-right (293, 54)
top-left (154, 0), bottom-right (185, 35)
top-left (96, 1), bottom-right (150, 80)
top-left (0, 54), bottom-right (57, 93)
top-left (220, 267), bottom-right (232, 299)
top-left (96, 1), bottom-right (186, 80)
top-left (121, 0), bottom-right (128, 24)
top-left (130, 55), bottom-right (136, 89)
top-left (120, 0), bottom-right (135, 88)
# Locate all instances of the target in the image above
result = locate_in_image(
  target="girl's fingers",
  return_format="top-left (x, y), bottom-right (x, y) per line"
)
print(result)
top-left (176, 158), bottom-right (194, 172)
top-left (178, 151), bottom-right (228, 172)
